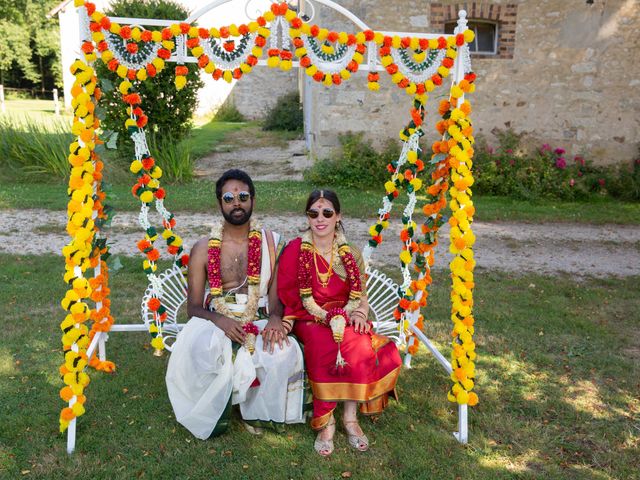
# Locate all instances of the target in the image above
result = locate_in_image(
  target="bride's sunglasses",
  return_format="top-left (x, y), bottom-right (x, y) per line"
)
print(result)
top-left (306, 208), bottom-right (335, 219)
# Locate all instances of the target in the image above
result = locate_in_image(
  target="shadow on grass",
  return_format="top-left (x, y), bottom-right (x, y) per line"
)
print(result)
top-left (0, 255), bottom-right (638, 479)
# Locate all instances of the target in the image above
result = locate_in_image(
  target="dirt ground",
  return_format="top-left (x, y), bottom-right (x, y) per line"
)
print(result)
top-left (2, 208), bottom-right (639, 278)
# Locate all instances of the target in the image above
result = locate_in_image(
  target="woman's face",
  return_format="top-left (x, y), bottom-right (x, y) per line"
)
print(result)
top-left (307, 198), bottom-right (341, 241)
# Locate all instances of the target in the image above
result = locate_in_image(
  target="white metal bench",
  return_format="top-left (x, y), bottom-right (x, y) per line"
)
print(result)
top-left (139, 264), bottom-right (402, 351)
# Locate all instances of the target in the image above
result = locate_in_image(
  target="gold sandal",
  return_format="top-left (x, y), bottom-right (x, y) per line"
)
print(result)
top-left (343, 420), bottom-right (369, 452)
top-left (314, 417), bottom-right (335, 457)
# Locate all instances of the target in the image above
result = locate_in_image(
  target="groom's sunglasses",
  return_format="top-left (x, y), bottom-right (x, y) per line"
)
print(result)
top-left (222, 191), bottom-right (251, 204)
top-left (306, 208), bottom-right (335, 219)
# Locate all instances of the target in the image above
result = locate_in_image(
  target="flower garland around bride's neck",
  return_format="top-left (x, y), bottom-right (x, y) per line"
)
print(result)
top-left (207, 218), bottom-right (262, 325)
top-left (298, 229), bottom-right (362, 324)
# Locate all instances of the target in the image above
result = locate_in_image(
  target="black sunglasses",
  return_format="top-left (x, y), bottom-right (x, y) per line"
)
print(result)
top-left (222, 191), bottom-right (251, 204)
top-left (306, 208), bottom-right (335, 219)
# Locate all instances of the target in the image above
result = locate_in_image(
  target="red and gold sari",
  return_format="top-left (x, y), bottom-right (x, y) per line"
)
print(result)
top-left (278, 237), bottom-right (401, 430)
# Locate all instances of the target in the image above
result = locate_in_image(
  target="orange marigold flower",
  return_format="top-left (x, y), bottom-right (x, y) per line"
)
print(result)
top-left (148, 297), bottom-right (161, 311)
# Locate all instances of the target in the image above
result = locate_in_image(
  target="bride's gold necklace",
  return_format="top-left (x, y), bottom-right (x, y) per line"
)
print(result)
top-left (313, 242), bottom-right (334, 288)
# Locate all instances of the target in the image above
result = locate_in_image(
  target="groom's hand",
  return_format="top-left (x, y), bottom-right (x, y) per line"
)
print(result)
top-left (214, 316), bottom-right (246, 344)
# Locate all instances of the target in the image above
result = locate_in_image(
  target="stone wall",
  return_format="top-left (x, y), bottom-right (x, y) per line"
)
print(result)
top-left (231, 0), bottom-right (640, 164)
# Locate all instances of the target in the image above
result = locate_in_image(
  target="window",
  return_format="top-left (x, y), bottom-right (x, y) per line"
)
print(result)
top-left (445, 21), bottom-right (498, 55)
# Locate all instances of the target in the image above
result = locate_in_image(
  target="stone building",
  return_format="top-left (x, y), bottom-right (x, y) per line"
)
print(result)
top-left (233, 0), bottom-right (640, 164)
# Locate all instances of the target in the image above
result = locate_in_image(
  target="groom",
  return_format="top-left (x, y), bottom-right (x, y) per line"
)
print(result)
top-left (166, 169), bottom-right (304, 438)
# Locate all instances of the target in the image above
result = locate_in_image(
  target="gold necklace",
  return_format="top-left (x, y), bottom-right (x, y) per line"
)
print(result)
top-left (313, 247), bottom-right (334, 288)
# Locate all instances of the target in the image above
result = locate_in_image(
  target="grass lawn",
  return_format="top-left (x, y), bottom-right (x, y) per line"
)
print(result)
top-left (0, 255), bottom-right (638, 479)
top-left (1, 180), bottom-right (639, 225)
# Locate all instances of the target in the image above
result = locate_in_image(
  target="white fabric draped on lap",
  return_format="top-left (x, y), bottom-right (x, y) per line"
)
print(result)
top-left (166, 317), bottom-right (305, 439)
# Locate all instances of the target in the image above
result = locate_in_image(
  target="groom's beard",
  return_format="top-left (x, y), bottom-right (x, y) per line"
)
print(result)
top-left (222, 206), bottom-right (253, 225)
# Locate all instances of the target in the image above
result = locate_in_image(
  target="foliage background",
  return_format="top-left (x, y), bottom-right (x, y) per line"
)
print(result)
top-left (0, 0), bottom-right (61, 93)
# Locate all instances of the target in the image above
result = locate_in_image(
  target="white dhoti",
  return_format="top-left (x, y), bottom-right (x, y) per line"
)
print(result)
top-left (166, 316), bottom-right (305, 439)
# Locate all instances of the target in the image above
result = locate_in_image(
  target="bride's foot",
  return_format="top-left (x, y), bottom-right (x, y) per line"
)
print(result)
top-left (314, 417), bottom-right (335, 457)
top-left (342, 418), bottom-right (369, 452)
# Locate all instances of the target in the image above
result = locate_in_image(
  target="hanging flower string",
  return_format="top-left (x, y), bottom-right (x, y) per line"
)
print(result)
top-left (59, 59), bottom-right (103, 432)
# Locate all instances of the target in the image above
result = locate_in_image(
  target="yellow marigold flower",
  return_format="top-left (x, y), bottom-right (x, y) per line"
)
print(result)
top-left (151, 336), bottom-right (164, 350)
top-left (191, 46), bottom-right (204, 57)
top-left (456, 390), bottom-right (469, 404)
top-left (380, 56), bottom-right (393, 67)
top-left (446, 48), bottom-right (457, 59)
top-left (150, 166), bottom-right (163, 179)
top-left (169, 24), bottom-right (181, 36)
top-left (267, 56), bottom-right (280, 68)
top-left (229, 24), bottom-right (239, 36)
top-left (172, 236), bottom-right (183, 247)
top-left (323, 75), bottom-right (332, 86)
top-left (437, 65), bottom-right (450, 78)
top-left (152, 57), bottom-right (165, 71)
top-left (405, 83), bottom-right (417, 95)
top-left (223, 70), bottom-right (233, 83)
top-left (305, 65), bottom-right (317, 77)
top-left (263, 11), bottom-right (275, 22)
top-left (151, 31), bottom-right (162, 42)
top-left (204, 62), bottom-right (215, 74)
top-left (463, 29), bottom-right (475, 43)
top-left (131, 27), bottom-right (141, 41)
top-left (409, 37), bottom-right (419, 50)
top-left (399, 250), bottom-right (412, 265)
top-left (391, 72), bottom-right (403, 84)
top-left (175, 75), bottom-right (187, 90)
top-left (410, 178), bottom-right (422, 191)
top-left (240, 63), bottom-right (252, 74)
top-left (149, 324), bottom-right (158, 333)
top-left (130, 160), bottom-right (143, 173)
top-left (285, 9), bottom-right (296, 21)
top-left (140, 190), bottom-right (153, 203)
top-left (188, 26), bottom-right (198, 38)
top-left (384, 181), bottom-right (396, 193)
top-left (74, 0), bottom-right (84, 6)
top-left (118, 81), bottom-right (132, 95)
top-left (252, 46), bottom-right (263, 57)
top-left (355, 32), bottom-right (366, 44)
top-left (340, 69), bottom-right (351, 80)
top-left (110, 23), bottom-right (121, 35)
top-left (369, 225), bottom-right (378, 237)
top-left (352, 52), bottom-right (364, 64)
top-left (92, 31), bottom-right (104, 42)
top-left (446, 36), bottom-right (455, 47)
top-left (391, 36), bottom-right (401, 48)
top-left (451, 85), bottom-right (464, 99)
top-left (338, 32), bottom-right (349, 44)
top-left (135, 69), bottom-right (147, 81)
top-left (280, 60), bottom-right (292, 71)
top-left (407, 151), bottom-right (417, 164)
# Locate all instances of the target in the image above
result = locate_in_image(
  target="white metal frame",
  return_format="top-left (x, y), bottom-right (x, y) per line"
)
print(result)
top-left (68, 0), bottom-right (473, 454)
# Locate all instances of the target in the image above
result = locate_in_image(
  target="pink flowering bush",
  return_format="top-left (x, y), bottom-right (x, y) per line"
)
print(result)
top-left (473, 130), bottom-right (640, 201)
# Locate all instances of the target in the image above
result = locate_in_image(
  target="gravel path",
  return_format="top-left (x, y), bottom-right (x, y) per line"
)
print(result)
top-left (2, 209), bottom-right (639, 278)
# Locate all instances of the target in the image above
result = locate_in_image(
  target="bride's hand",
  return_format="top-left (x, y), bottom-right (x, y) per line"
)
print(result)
top-left (352, 315), bottom-right (371, 334)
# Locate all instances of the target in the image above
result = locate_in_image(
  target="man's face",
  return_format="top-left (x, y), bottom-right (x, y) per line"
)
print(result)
top-left (219, 179), bottom-right (253, 226)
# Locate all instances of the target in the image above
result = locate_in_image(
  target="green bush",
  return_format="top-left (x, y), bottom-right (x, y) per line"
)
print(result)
top-left (0, 114), bottom-right (72, 179)
top-left (262, 91), bottom-right (303, 131)
top-left (97, 0), bottom-right (203, 158)
top-left (304, 133), bottom-right (400, 189)
top-left (213, 102), bottom-right (245, 122)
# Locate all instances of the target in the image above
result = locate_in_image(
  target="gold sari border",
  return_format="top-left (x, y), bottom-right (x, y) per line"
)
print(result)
top-left (309, 366), bottom-right (401, 402)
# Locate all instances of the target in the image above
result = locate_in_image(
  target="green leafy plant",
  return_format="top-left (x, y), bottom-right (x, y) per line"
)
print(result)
top-left (213, 102), bottom-right (246, 122)
top-left (262, 91), bottom-right (303, 131)
top-left (146, 132), bottom-right (193, 183)
top-left (304, 133), bottom-right (400, 189)
top-left (0, 114), bottom-right (72, 178)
